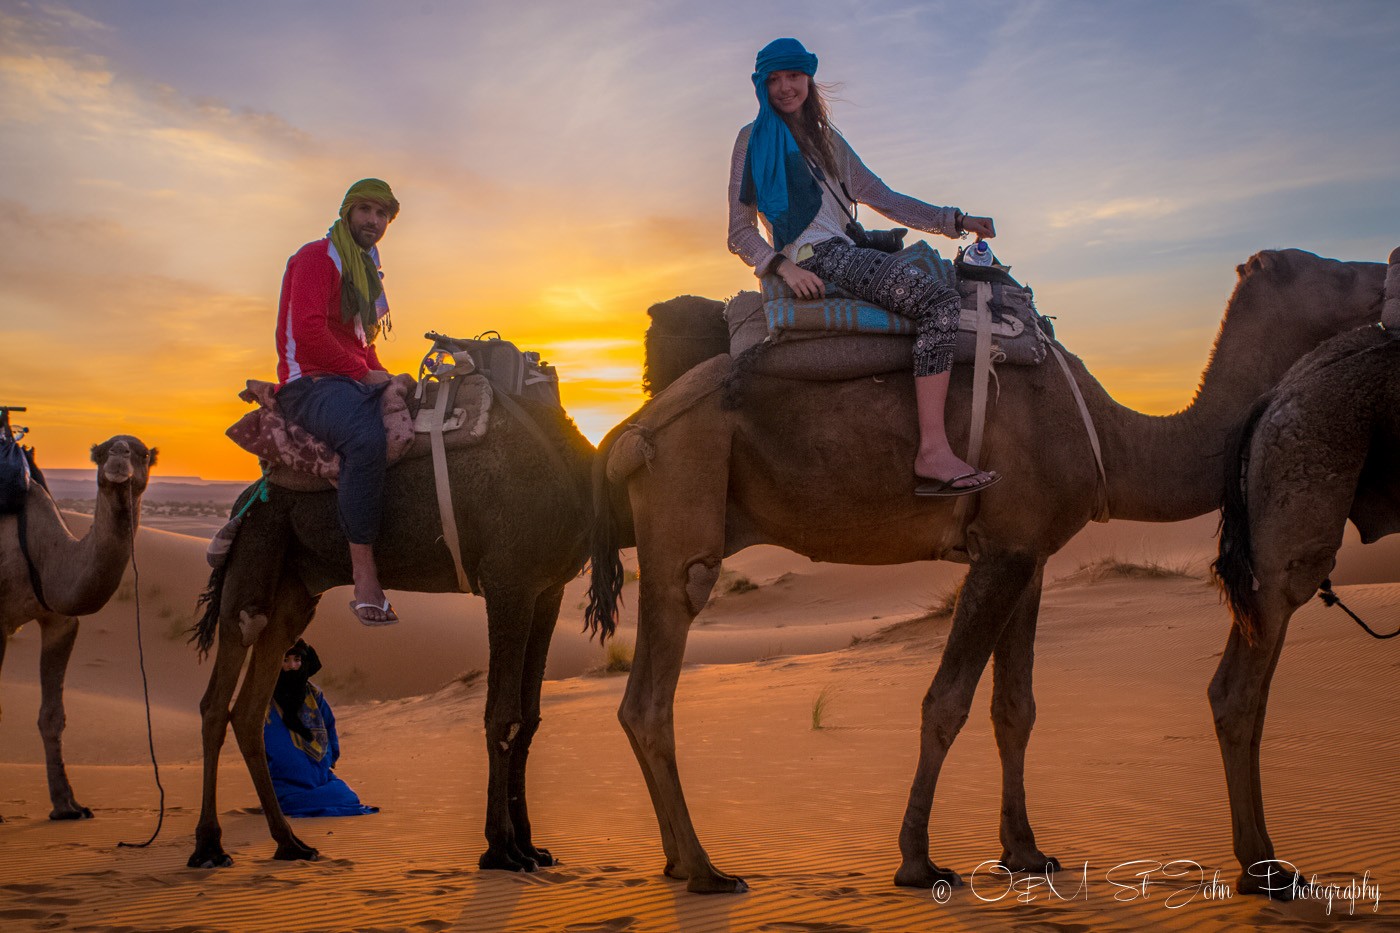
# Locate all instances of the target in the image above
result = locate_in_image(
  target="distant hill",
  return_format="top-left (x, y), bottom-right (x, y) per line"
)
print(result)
top-left (39, 469), bottom-right (253, 506)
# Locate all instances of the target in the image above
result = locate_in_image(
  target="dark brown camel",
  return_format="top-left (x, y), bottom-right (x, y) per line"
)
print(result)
top-left (0, 435), bottom-right (156, 820)
top-left (587, 249), bottom-right (1388, 893)
top-left (186, 397), bottom-right (592, 871)
top-left (1210, 249), bottom-right (1400, 897)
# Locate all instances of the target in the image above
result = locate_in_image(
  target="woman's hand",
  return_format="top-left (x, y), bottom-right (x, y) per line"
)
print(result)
top-left (962, 215), bottom-right (996, 239)
top-left (776, 258), bottom-right (825, 300)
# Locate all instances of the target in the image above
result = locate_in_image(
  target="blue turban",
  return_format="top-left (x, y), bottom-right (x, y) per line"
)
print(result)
top-left (738, 38), bottom-right (823, 252)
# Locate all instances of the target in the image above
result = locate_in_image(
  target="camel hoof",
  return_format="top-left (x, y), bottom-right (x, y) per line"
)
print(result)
top-left (273, 841), bottom-right (319, 861)
top-left (1238, 863), bottom-right (1301, 900)
top-left (49, 805), bottom-right (94, 821)
top-left (999, 852), bottom-right (1062, 874)
top-left (479, 847), bottom-right (532, 872)
top-left (686, 871), bottom-right (748, 894)
top-left (525, 845), bottom-right (556, 867)
top-left (663, 860), bottom-right (688, 881)
top-left (893, 859), bottom-right (964, 889)
top-left (187, 850), bottom-right (234, 869)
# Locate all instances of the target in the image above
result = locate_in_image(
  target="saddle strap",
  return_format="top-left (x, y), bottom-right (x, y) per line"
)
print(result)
top-left (17, 485), bottom-right (54, 613)
top-left (941, 282), bottom-right (997, 555)
top-left (1049, 342), bottom-right (1111, 522)
top-left (426, 380), bottom-right (475, 594)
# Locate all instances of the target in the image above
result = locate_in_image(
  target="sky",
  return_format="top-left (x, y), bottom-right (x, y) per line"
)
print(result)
top-left (2, 0), bottom-right (1397, 480)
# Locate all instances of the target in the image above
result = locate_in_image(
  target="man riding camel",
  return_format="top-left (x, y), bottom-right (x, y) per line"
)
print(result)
top-left (274, 178), bottom-right (403, 626)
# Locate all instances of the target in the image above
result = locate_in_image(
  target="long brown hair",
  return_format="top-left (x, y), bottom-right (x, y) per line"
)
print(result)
top-left (783, 77), bottom-right (838, 176)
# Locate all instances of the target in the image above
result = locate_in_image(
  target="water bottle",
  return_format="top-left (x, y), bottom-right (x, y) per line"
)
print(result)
top-left (963, 240), bottom-right (993, 267)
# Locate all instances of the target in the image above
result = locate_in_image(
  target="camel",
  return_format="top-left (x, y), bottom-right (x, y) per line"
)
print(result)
top-left (585, 248), bottom-right (1389, 894)
top-left (1209, 248), bottom-right (1400, 897)
top-left (187, 395), bottom-right (593, 872)
top-left (0, 434), bottom-right (156, 820)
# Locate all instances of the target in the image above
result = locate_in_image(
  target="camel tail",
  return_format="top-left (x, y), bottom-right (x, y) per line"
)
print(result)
top-left (192, 562), bottom-right (226, 659)
top-left (584, 421), bottom-right (639, 642)
top-left (1211, 396), bottom-right (1271, 643)
top-left (643, 295), bottom-right (728, 397)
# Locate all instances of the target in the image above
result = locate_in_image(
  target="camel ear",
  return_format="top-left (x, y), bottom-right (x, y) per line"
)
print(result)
top-left (90, 441), bottom-right (107, 465)
top-left (147, 447), bottom-right (159, 468)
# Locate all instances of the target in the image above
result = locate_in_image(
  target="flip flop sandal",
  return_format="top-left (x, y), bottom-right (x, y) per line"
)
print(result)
top-left (914, 471), bottom-right (1002, 498)
top-left (349, 599), bottom-right (399, 627)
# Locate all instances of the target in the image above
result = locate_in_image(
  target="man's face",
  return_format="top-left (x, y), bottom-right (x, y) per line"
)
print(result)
top-left (347, 200), bottom-right (393, 250)
top-left (282, 652), bottom-right (302, 672)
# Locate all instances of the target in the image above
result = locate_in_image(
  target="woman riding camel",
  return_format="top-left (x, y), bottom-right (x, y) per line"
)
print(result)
top-left (728, 37), bottom-right (1000, 496)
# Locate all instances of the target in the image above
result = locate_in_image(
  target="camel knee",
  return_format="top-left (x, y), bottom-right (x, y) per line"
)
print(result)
top-left (37, 706), bottom-right (66, 740)
top-left (991, 694), bottom-right (1035, 737)
top-left (921, 692), bottom-right (971, 749)
top-left (617, 702), bottom-right (675, 756)
top-left (684, 559), bottom-right (721, 616)
top-left (485, 718), bottom-right (539, 755)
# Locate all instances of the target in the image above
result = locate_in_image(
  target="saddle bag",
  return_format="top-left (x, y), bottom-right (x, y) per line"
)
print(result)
top-left (421, 331), bottom-right (561, 408)
top-left (0, 410), bottom-right (32, 515)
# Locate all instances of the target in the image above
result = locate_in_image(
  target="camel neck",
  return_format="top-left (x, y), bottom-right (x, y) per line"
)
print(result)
top-left (31, 482), bottom-right (136, 616)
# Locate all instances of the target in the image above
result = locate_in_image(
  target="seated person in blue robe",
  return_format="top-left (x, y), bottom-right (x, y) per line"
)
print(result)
top-left (265, 640), bottom-right (378, 818)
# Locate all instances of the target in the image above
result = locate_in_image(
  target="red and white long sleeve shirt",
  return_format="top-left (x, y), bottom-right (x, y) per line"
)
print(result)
top-left (275, 237), bottom-right (387, 386)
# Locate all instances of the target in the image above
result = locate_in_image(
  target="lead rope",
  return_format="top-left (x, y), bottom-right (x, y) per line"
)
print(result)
top-left (118, 483), bottom-right (165, 848)
top-left (1317, 578), bottom-right (1400, 640)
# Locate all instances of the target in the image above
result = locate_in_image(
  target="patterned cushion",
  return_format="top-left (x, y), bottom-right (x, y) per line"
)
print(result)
top-left (759, 240), bottom-right (955, 336)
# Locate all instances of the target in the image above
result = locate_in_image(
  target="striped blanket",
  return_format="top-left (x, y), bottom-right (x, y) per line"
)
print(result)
top-left (760, 240), bottom-right (956, 335)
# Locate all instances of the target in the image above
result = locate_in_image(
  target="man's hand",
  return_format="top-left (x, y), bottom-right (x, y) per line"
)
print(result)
top-left (361, 369), bottom-right (392, 385)
top-left (777, 258), bottom-right (825, 300)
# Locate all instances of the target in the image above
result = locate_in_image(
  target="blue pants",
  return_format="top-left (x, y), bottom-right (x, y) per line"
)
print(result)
top-left (277, 376), bottom-right (388, 545)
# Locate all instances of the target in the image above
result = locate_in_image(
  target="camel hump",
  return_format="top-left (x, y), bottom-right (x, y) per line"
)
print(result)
top-left (607, 354), bottom-right (732, 483)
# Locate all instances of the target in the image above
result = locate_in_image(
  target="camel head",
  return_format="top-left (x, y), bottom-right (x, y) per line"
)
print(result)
top-left (1203, 249), bottom-right (1387, 390)
top-left (90, 435), bottom-right (157, 495)
top-left (1228, 248), bottom-right (1385, 344)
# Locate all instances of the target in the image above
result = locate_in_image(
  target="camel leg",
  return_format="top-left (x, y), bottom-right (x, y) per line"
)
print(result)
top-left (188, 609), bottom-right (252, 868)
top-left (479, 584), bottom-right (543, 872)
top-left (1208, 591), bottom-right (1298, 898)
top-left (504, 581), bottom-right (564, 868)
top-left (36, 613), bottom-right (91, 820)
top-left (989, 564), bottom-right (1060, 873)
top-left (894, 549), bottom-right (1039, 888)
top-left (620, 548), bottom-right (740, 893)
top-left (230, 583), bottom-right (318, 862)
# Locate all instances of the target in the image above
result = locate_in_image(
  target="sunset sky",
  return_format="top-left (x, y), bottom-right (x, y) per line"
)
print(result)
top-left (3, 0), bottom-right (1397, 480)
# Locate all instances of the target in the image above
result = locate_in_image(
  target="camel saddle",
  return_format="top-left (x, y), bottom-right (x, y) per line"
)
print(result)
top-left (225, 374), bottom-right (493, 494)
top-left (726, 245), bottom-right (1109, 530)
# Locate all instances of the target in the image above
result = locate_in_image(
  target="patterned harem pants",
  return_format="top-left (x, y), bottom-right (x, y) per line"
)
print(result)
top-left (798, 237), bottom-right (962, 376)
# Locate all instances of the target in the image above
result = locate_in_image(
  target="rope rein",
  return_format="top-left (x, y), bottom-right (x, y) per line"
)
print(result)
top-left (117, 481), bottom-right (166, 848)
top-left (1318, 578), bottom-right (1400, 640)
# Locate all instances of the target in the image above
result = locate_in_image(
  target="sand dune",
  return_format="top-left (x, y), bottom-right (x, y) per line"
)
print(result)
top-left (1, 513), bottom-right (1396, 930)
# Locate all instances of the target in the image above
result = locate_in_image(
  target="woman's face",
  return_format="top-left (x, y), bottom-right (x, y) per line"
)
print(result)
top-left (766, 70), bottom-right (809, 116)
top-left (282, 652), bottom-right (303, 672)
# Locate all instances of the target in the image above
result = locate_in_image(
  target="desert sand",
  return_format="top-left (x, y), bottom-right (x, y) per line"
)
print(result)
top-left (1, 508), bottom-right (1397, 931)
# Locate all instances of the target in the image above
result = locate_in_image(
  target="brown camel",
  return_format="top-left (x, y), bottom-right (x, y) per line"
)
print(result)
top-left (0, 435), bottom-right (156, 820)
top-left (586, 248), bottom-right (1389, 893)
top-left (186, 396), bottom-right (593, 871)
top-left (1210, 248), bottom-right (1400, 898)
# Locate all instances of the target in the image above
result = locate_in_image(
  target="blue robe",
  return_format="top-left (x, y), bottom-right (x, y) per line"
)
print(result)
top-left (264, 684), bottom-right (378, 817)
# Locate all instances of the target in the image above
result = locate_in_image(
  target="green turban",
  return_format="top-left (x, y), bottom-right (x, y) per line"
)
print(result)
top-left (328, 178), bottom-right (400, 342)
